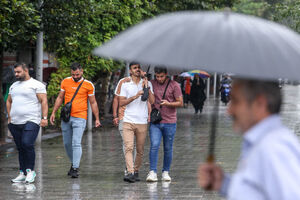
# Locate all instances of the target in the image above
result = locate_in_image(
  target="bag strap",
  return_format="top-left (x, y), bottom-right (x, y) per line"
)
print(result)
top-left (160, 79), bottom-right (171, 108)
top-left (70, 79), bottom-right (85, 103)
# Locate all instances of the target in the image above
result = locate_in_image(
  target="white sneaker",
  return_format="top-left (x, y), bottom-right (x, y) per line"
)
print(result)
top-left (25, 169), bottom-right (36, 184)
top-left (162, 171), bottom-right (171, 181)
top-left (11, 171), bottom-right (26, 183)
top-left (146, 171), bottom-right (158, 182)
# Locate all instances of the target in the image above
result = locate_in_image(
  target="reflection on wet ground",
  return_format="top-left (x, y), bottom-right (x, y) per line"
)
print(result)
top-left (1, 85), bottom-right (300, 199)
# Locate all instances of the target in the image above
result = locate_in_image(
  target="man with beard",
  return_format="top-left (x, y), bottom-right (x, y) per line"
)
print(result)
top-left (198, 79), bottom-right (300, 199)
top-left (119, 62), bottom-right (154, 183)
top-left (7, 63), bottom-right (48, 183)
top-left (146, 66), bottom-right (183, 182)
top-left (50, 62), bottom-right (101, 178)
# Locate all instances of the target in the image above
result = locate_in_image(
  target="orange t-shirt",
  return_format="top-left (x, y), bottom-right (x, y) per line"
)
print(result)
top-left (61, 77), bottom-right (95, 119)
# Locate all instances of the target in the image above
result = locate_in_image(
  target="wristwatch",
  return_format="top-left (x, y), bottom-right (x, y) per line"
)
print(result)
top-left (42, 116), bottom-right (47, 120)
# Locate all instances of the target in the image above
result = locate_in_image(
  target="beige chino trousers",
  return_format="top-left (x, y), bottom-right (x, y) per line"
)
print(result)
top-left (123, 122), bottom-right (147, 174)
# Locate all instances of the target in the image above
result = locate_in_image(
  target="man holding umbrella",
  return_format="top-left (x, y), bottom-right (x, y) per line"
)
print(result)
top-left (198, 79), bottom-right (300, 199)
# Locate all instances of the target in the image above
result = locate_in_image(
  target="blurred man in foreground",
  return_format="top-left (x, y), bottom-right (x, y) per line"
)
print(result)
top-left (198, 79), bottom-right (300, 199)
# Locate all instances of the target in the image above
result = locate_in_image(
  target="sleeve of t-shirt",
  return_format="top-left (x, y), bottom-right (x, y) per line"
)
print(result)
top-left (173, 81), bottom-right (183, 99)
top-left (114, 78), bottom-right (125, 96)
top-left (8, 83), bottom-right (15, 95)
top-left (36, 81), bottom-right (47, 94)
top-left (148, 81), bottom-right (154, 94)
top-left (61, 79), bottom-right (66, 91)
top-left (120, 84), bottom-right (127, 97)
top-left (86, 81), bottom-right (95, 96)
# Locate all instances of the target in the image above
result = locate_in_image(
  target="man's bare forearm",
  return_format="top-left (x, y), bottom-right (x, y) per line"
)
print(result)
top-left (112, 95), bottom-right (119, 118)
top-left (119, 96), bottom-right (137, 107)
top-left (41, 98), bottom-right (48, 118)
top-left (91, 101), bottom-right (100, 121)
top-left (52, 97), bottom-right (63, 114)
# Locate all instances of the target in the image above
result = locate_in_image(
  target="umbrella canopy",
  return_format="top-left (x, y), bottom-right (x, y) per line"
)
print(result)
top-left (188, 70), bottom-right (210, 78)
top-left (94, 11), bottom-right (300, 81)
top-left (179, 72), bottom-right (192, 77)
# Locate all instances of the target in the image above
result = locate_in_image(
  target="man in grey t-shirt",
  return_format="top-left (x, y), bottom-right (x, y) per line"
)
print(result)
top-left (6, 63), bottom-right (48, 184)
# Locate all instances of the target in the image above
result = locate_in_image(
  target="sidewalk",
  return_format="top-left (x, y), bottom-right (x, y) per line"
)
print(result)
top-left (0, 85), bottom-right (299, 199)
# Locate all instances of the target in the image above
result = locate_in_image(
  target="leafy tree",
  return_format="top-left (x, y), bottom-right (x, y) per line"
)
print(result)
top-left (232, 0), bottom-right (270, 17)
top-left (272, 0), bottom-right (300, 33)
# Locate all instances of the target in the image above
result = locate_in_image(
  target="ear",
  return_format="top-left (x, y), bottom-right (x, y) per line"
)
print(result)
top-left (253, 94), bottom-right (268, 115)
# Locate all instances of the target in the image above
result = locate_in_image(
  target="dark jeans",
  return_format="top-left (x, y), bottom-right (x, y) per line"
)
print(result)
top-left (149, 123), bottom-right (177, 173)
top-left (8, 122), bottom-right (40, 173)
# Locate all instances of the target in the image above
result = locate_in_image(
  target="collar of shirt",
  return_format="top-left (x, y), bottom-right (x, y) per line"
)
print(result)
top-left (129, 78), bottom-right (143, 86)
top-left (241, 114), bottom-right (282, 159)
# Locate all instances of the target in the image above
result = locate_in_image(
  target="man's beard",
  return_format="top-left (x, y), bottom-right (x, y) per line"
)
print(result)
top-left (74, 76), bottom-right (82, 82)
top-left (16, 76), bottom-right (25, 81)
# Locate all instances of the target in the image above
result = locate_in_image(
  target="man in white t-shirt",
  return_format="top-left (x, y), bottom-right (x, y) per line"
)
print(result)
top-left (119, 62), bottom-right (154, 183)
top-left (6, 63), bottom-right (48, 184)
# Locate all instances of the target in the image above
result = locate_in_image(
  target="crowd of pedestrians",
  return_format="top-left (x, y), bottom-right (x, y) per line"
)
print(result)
top-left (5, 61), bottom-right (300, 200)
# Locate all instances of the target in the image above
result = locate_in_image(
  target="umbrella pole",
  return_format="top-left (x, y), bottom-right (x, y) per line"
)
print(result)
top-left (206, 97), bottom-right (219, 163)
top-left (205, 93), bottom-right (219, 190)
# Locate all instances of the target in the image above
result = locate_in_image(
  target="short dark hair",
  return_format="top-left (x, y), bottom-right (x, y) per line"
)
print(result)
top-left (235, 79), bottom-right (282, 114)
top-left (14, 62), bottom-right (28, 70)
top-left (71, 62), bottom-right (82, 71)
top-left (129, 62), bottom-right (140, 69)
top-left (154, 66), bottom-right (167, 74)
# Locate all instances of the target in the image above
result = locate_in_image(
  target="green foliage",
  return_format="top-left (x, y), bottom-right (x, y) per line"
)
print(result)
top-left (45, 0), bottom-right (156, 108)
top-left (154, 0), bottom-right (237, 13)
top-left (0, 0), bottom-right (40, 50)
top-left (233, 0), bottom-right (270, 17)
top-left (271, 0), bottom-right (300, 33)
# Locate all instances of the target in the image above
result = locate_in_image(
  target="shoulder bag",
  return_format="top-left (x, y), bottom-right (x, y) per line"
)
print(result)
top-left (150, 79), bottom-right (171, 124)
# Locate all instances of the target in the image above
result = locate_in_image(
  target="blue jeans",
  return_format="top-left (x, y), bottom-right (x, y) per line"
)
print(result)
top-left (8, 122), bottom-right (40, 173)
top-left (61, 117), bottom-right (86, 168)
top-left (149, 123), bottom-right (176, 173)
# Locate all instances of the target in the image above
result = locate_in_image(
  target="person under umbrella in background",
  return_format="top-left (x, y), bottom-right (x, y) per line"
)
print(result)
top-left (183, 77), bottom-right (191, 108)
top-left (190, 74), bottom-right (206, 114)
top-left (198, 79), bottom-right (300, 200)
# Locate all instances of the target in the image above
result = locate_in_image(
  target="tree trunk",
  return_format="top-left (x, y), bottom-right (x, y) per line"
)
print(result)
top-left (0, 46), bottom-right (6, 142)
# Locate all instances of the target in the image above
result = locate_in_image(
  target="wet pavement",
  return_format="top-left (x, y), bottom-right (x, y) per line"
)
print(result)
top-left (1, 85), bottom-right (300, 200)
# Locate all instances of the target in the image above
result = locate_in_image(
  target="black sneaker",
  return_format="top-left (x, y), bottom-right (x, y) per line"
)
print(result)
top-left (134, 171), bottom-right (140, 182)
top-left (70, 168), bottom-right (79, 178)
top-left (124, 173), bottom-right (135, 183)
top-left (67, 165), bottom-right (73, 176)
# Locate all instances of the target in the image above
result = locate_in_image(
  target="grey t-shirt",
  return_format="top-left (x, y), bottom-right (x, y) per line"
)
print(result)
top-left (9, 78), bottom-right (46, 125)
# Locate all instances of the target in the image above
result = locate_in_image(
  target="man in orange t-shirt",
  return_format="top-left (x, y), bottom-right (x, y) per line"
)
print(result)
top-left (50, 62), bottom-right (101, 178)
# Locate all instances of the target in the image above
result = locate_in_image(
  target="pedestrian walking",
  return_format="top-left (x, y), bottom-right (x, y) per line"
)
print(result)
top-left (190, 74), bottom-right (206, 114)
top-left (50, 62), bottom-right (101, 178)
top-left (112, 75), bottom-right (136, 176)
top-left (146, 66), bottom-right (183, 182)
top-left (6, 63), bottom-right (48, 184)
top-left (119, 62), bottom-right (154, 183)
top-left (198, 79), bottom-right (300, 199)
top-left (183, 77), bottom-right (191, 108)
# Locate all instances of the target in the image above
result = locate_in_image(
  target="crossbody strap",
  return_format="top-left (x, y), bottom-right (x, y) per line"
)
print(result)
top-left (160, 79), bottom-right (171, 108)
top-left (70, 79), bottom-right (85, 103)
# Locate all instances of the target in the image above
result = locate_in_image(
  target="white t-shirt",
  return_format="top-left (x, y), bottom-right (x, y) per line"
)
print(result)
top-left (9, 78), bottom-right (46, 125)
top-left (120, 79), bottom-right (153, 124)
